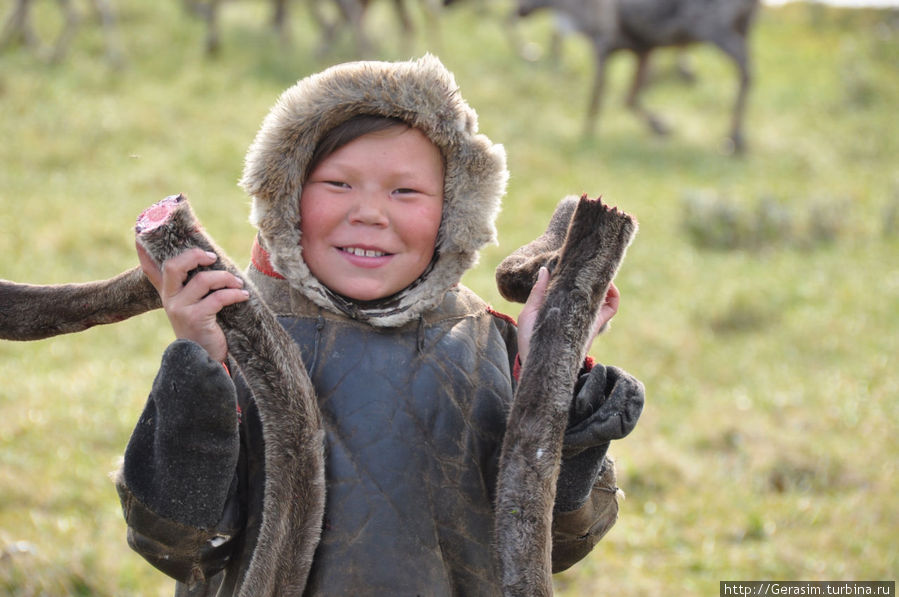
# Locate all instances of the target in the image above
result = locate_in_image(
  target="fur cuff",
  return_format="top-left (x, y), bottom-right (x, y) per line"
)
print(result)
top-left (123, 340), bottom-right (240, 528)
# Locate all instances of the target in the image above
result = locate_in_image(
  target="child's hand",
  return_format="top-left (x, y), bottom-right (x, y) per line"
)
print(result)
top-left (136, 243), bottom-right (249, 363)
top-left (516, 267), bottom-right (620, 368)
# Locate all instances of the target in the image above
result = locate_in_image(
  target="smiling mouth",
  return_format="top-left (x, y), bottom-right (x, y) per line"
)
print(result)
top-left (340, 246), bottom-right (390, 258)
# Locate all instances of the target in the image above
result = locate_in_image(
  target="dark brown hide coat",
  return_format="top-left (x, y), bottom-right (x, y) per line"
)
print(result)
top-left (117, 263), bottom-right (621, 596)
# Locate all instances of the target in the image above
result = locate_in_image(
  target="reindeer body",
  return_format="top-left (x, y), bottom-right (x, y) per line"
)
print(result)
top-left (517, 0), bottom-right (758, 152)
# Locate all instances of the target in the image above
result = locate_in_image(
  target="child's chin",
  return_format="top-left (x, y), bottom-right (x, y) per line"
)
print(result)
top-left (336, 282), bottom-right (395, 303)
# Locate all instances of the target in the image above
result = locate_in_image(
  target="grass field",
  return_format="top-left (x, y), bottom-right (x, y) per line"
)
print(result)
top-left (1, 0), bottom-right (897, 594)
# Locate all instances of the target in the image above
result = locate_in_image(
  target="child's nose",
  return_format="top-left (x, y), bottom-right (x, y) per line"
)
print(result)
top-left (348, 193), bottom-right (389, 227)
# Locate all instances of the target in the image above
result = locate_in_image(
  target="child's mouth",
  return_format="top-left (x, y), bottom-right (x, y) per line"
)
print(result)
top-left (340, 246), bottom-right (390, 258)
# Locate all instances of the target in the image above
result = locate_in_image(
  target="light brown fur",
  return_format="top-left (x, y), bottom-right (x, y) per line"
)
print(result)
top-left (494, 195), bottom-right (637, 596)
top-left (132, 194), bottom-right (326, 596)
top-left (0, 267), bottom-right (159, 341)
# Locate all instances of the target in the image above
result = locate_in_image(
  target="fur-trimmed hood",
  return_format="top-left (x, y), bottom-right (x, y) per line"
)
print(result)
top-left (239, 54), bottom-right (509, 327)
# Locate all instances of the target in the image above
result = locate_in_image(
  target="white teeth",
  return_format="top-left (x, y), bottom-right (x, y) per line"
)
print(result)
top-left (344, 247), bottom-right (386, 257)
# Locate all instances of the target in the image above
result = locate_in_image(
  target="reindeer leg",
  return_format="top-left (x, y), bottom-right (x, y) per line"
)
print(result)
top-left (584, 47), bottom-right (608, 139)
top-left (49, 0), bottom-right (80, 64)
top-left (272, 0), bottom-right (291, 46)
top-left (309, 0), bottom-right (338, 56)
top-left (1, 0), bottom-right (37, 50)
top-left (204, 0), bottom-right (221, 55)
top-left (419, 0), bottom-right (443, 53)
top-left (134, 194), bottom-right (325, 595)
top-left (393, 0), bottom-right (413, 36)
top-left (626, 50), bottom-right (670, 136)
top-left (391, 0), bottom-right (414, 54)
top-left (328, 0), bottom-right (370, 58)
top-left (347, 0), bottom-right (372, 57)
top-left (713, 34), bottom-right (751, 154)
top-left (0, 268), bottom-right (161, 341)
top-left (92, 0), bottom-right (125, 67)
top-left (495, 195), bottom-right (579, 303)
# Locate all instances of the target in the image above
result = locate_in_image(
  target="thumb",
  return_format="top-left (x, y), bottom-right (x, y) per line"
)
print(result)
top-left (517, 266), bottom-right (551, 367)
top-left (522, 266), bottom-right (550, 317)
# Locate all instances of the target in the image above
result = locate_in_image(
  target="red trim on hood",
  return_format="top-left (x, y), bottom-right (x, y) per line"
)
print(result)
top-left (251, 237), bottom-right (286, 280)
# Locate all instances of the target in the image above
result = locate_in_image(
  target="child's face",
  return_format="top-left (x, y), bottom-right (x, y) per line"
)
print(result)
top-left (300, 125), bottom-right (444, 301)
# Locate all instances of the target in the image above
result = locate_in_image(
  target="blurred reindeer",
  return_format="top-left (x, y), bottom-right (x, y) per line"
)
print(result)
top-left (182, 0), bottom-right (291, 54)
top-left (516, 0), bottom-right (759, 153)
top-left (185, 0), bottom-right (438, 58)
top-left (0, 0), bottom-right (124, 66)
top-left (310, 0), bottom-right (442, 57)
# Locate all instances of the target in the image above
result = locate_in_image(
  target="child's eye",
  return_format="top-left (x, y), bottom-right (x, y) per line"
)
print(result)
top-left (393, 188), bottom-right (419, 196)
top-left (324, 181), bottom-right (350, 189)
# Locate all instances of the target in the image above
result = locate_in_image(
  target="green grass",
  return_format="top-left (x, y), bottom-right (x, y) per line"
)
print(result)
top-left (1, 1), bottom-right (898, 594)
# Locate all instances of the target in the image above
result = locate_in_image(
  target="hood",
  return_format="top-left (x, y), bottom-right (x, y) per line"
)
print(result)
top-left (239, 54), bottom-right (509, 327)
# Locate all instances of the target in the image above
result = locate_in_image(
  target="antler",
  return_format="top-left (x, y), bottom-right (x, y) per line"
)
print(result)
top-left (494, 195), bottom-right (637, 596)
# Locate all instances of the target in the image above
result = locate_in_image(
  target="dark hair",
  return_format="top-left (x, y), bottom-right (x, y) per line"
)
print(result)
top-left (305, 115), bottom-right (410, 181)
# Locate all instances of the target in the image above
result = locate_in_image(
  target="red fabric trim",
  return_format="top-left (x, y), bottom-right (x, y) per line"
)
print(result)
top-left (486, 307), bottom-right (521, 381)
top-left (486, 306), bottom-right (516, 326)
top-left (251, 237), bottom-right (285, 280)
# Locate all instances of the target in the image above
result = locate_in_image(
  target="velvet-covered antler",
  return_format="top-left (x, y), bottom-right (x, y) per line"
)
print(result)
top-left (494, 195), bottom-right (637, 596)
top-left (0, 267), bottom-right (160, 341)
top-left (132, 194), bottom-right (326, 597)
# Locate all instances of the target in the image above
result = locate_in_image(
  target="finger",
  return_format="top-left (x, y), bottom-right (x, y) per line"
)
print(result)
top-left (516, 266), bottom-right (552, 367)
top-left (197, 287), bottom-right (251, 312)
top-left (604, 282), bottom-right (621, 314)
top-left (523, 266), bottom-right (550, 314)
top-left (171, 270), bottom-right (246, 306)
top-left (160, 249), bottom-right (220, 298)
top-left (592, 282), bottom-right (621, 335)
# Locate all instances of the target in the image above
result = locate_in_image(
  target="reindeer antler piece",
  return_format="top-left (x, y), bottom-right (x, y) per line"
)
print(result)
top-left (494, 194), bottom-right (637, 596)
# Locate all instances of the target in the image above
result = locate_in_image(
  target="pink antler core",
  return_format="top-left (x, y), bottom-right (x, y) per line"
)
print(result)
top-left (135, 194), bottom-right (184, 234)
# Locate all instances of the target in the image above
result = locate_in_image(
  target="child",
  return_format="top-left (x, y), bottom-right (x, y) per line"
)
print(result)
top-left (117, 54), bottom-right (644, 596)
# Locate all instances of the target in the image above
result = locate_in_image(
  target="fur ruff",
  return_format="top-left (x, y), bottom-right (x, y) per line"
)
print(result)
top-left (239, 54), bottom-right (509, 327)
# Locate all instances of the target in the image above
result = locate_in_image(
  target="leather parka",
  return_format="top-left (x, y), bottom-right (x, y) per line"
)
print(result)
top-left (116, 266), bottom-right (622, 596)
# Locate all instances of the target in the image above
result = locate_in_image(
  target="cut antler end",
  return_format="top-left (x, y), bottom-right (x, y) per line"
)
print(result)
top-left (135, 193), bottom-right (186, 235)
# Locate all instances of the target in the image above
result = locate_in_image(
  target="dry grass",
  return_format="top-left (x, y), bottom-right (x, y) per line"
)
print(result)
top-left (1, 0), bottom-right (897, 594)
